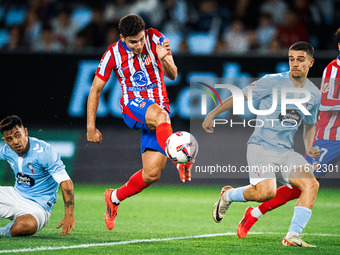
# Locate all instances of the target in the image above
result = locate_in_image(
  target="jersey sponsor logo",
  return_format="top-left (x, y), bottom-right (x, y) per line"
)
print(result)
top-left (279, 109), bottom-right (301, 127)
top-left (16, 173), bottom-right (35, 187)
top-left (133, 70), bottom-right (148, 87)
top-left (128, 82), bottom-right (157, 91)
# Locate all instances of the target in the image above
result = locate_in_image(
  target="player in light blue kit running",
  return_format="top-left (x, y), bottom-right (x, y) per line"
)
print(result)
top-left (202, 42), bottom-right (321, 247)
top-left (0, 115), bottom-right (74, 237)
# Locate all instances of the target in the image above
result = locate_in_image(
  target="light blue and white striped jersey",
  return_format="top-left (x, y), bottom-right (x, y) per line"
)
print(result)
top-left (242, 71), bottom-right (321, 152)
top-left (0, 137), bottom-right (69, 212)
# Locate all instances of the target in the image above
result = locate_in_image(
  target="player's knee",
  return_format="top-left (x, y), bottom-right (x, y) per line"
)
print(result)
top-left (11, 221), bottom-right (37, 236)
top-left (298, 177), bottom-right (319, 194)
top-left (143, 169), bottom-right (162, 184)
top-left (155, 110), bottom-right (170, 126)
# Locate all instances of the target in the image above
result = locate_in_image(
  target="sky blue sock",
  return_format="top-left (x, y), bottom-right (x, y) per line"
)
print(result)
top-left (288, 206), bottom-right (312, 234)
top-left (0, 222), bottom-right (14, 237)
top-left (228, 186), bottom-right (246, 202)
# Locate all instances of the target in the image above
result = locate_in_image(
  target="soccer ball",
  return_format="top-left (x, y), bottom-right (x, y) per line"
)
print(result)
top-left (165, 131), bottom-right (198, 164)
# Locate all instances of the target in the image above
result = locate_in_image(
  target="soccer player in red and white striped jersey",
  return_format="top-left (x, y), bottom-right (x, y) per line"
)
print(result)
top-left (315, 48), bottom-right (340, 141)
top-left (237, 28), bottom-right (340, 243)
top-left (87, 14), bottom-right (192, 231)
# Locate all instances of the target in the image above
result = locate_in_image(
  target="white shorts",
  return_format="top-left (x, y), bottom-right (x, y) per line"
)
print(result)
top-left (0, 187), bottom-right (51, 232)
top-left (247, 144), bottom-right (309, 186)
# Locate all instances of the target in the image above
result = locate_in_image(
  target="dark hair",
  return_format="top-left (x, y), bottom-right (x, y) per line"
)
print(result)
top-left (289, 41), bottom-right (314, 57)
top-left (0, 115), bottom-right (23, 134)
top-left (118, 14), bottom-right (145, 38)
top-left (335, 27), bottom-right (340, 43)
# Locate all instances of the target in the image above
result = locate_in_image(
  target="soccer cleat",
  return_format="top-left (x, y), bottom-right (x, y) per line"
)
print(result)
top-left (281, 234), bottom-right (316, 247)
top-left (237, 207), bottom-right (258, 238)
top-left (104, 189), bottom-right (120, 230)
top-left (212, 186), bottom-right (232, 223)
top-left (175, 160), bottom-right (195, 182)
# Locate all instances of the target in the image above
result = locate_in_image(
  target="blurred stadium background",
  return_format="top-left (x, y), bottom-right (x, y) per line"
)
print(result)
top-left (0, 0), bottom-right (339, 187)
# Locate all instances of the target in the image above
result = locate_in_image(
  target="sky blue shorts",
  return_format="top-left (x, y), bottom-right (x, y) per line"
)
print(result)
top-left (122, 97), bottom-right (170, 155)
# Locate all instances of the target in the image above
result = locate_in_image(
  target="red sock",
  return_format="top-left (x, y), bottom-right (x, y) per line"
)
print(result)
top-left (156, 123), bottom-right (173, 151)
top-left (258, 185), bottom-right (301, 214)
top-left (116, 170), bottom-right (150, 202)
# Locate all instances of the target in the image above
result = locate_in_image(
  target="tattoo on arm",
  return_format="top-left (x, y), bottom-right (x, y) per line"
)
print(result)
top-left (62, 189), bottom-right (74, 208)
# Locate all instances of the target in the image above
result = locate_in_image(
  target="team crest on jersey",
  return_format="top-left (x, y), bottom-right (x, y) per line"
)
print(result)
top-left (27, 163), bottom-right (34, 174)
top-left (139, 101), bottom-right (146, 109)
top-left (133, 70), bottom-right (148, 86)
top-left (322, 83), bottom-right (330, 93)
top-left (141, 53), bottom-right (152, 66)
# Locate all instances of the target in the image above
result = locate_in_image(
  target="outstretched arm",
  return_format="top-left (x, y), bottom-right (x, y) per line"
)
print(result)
top-left (202, 94), bottom-right (247, 133)
top-left (87, 76), bottom-right (106, 143)
top-left (56, 179), bottom-right (75, 236)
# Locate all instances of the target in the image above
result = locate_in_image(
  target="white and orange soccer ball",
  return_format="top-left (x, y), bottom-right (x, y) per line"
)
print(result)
top-left (165, 131), bottom-right (198, 164)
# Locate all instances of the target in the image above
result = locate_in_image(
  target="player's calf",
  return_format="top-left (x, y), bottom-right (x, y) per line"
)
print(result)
top-left (244, 180), bottom-right (277, 202)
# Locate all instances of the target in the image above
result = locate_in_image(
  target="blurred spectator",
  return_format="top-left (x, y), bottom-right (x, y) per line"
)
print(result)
top-left (256, 12), bottom-right (276, 49)
top-left (28, 0), bottom-right (57, 21)
top-left (32, 21), bottom-right (63, 52)
top-left (161, 0), bottom-right (188, 33)
top-left (22, 9), bottom-right (42, 46)
top-left (103, 0), bottom-right (132, 23)
top-left (292, 0), bottom-right (326, 48)
top-left (51, 7), bottom-right (79, 47)
top-left (130, 0), bottom-right (163, 29)
top-left (232, 0), bottom-right (261, 29)
top-left (260, 0), bottom-right (288, 26)
top-left (104, 22), bottom-right (120, 46)
top-left (190, 0), bottom-right (221, 35)
top-left (2, 25), bottom-right (26, 51)
top-left (247, 29), bottom-right (260, 51)
top-left (81, 7), bottom-right (106, 48)
top-left (223, 19), bottom-right (249, 53)
top-left (268, 37), bottom-right (285, 54)
top-left (276, 10), bottom-right (309, 49)
top-left (67, 30), bottom-right (91, 53)
top-left (214, 37), bottom-right (227, 54)
top-left (178, 38), bottom-right (189, 54)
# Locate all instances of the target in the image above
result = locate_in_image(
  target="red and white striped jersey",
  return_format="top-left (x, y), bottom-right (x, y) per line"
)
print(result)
top-left (315, 55), bottom-right (340, 141)
top-left (95, 28), bottom-right (170, 113)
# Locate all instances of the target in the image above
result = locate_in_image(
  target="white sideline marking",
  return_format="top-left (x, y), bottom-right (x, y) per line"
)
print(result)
top-left (0, 232), bottom-right (339, 253)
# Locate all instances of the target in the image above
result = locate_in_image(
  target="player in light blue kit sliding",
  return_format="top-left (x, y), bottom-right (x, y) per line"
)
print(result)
top-left (0, 115), bottom-right (74, 237)
top-left (202, 42), bottom-right (321, 247)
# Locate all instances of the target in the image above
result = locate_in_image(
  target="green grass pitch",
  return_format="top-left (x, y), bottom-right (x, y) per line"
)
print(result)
top-left (0, 184), bottom-right (339, 254)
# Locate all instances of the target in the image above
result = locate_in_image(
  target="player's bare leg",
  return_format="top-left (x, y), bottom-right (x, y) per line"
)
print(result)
top-left (238, 185), bottom-right (302, 238)
top-left (243, 179), bottom-right (277, 202)
top-left (10, 214), bottom-right (38, 236)
top-left (289, 166), bottom-right (319, 209)
top-left (281, 165), bottom-right (319, 247)
top-left (145, 103), bottom-right (171, 131)
top-left (145, 103), bottom-right (194, 182)
top-left (213, 179), bottom-right (276, 223)
top-left (141, 150), bottom-right (167, 185)
top-left (104, 151), bottom-right (166, 230)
